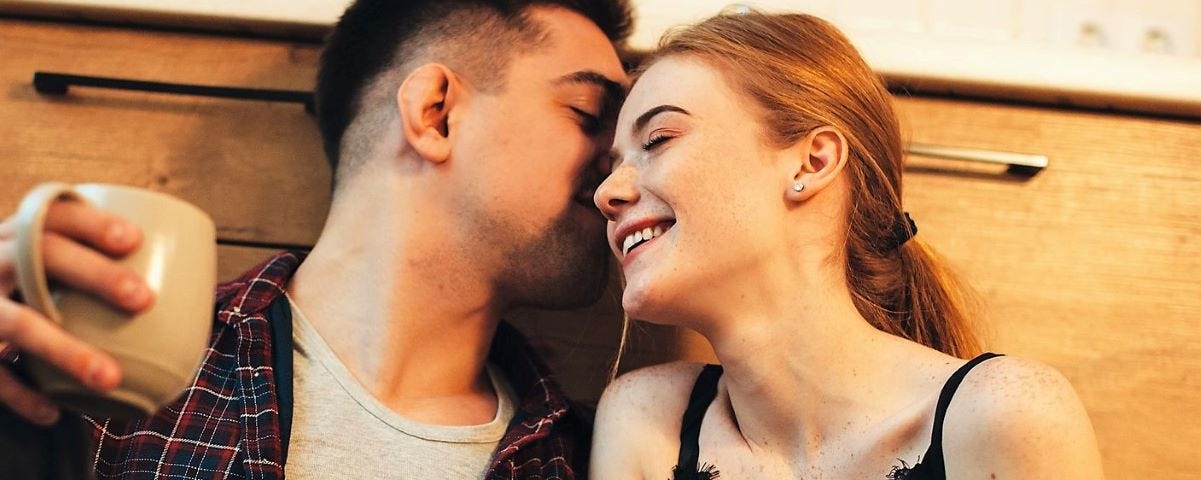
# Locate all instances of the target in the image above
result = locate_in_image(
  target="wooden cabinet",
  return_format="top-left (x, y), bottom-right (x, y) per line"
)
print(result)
top-left (2, 17), bottom-right (1197, 478)
top-left (896, 96), bottom-right (1201, 477)
top-left (0, 18), bottom-right (329, 260)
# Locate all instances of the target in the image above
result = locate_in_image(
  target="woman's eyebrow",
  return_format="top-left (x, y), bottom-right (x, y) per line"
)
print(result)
top-left (632, 105), bottom-right (690, 133)
top-left (609, 105), bottom-right (691, 168)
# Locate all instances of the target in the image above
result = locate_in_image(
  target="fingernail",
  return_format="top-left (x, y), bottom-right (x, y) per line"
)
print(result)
top-left (106, 223), bottom-right (128, 248)
top-left (119, 278), bottom-right (150, 308)
top-left (35, 404), bottom-right (61, 426)
top-left (87, 358), bottom-right (119, 390)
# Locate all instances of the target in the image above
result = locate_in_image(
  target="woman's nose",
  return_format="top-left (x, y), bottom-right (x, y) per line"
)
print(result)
top-left (594, 162), bottom-right (639, 222)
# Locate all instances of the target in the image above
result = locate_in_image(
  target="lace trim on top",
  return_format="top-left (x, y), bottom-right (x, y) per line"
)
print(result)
top-left (672, 462), bottom-right (721, 480)
top-left (887, 457), bottom-right (932, 479)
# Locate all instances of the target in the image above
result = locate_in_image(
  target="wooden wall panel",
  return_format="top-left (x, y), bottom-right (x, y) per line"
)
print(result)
top-left (217, 245), bottom-right (281, 282)
top-left (0, 18), bottom-right (330, 246)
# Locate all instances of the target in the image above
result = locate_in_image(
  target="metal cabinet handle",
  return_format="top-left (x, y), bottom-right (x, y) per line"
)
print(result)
top-left (906, 143), bottom-right (1048, 175)
top-left (33, 71), bottom-right (314, 113)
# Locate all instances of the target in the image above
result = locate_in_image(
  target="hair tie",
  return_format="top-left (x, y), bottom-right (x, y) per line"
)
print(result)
top-left (887, 212), bottom-right (917, 250)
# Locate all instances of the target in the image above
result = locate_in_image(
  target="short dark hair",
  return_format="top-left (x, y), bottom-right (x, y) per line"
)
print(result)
top-left (314, 0), bottom-right (633, 187)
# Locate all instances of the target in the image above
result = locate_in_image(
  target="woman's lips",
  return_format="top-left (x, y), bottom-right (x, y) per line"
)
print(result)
top-left (618, 220), bottom-right (674, 266)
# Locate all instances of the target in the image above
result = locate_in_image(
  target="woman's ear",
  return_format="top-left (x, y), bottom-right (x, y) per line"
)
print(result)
top-left (397, 63), bottom-right (462, 164)
top-left (784, 126), bottom-right (849, 202)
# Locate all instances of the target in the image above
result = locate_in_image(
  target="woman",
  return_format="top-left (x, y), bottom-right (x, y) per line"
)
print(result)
top-left (590, 12), bottom-right (1104, 479)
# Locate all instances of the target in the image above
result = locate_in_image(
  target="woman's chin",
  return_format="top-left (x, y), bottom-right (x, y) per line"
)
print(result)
top-left (621, 283), bottom-right (680, 326)
top-left (620, 285), bottom-right (659, 322)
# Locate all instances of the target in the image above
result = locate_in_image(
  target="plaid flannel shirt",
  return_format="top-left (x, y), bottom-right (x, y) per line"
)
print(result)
top-left (87, 251), bottom-right (591, 479)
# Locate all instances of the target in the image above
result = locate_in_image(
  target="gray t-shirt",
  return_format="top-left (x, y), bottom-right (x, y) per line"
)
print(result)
top-left (285, 297), bottom-right (516, 479)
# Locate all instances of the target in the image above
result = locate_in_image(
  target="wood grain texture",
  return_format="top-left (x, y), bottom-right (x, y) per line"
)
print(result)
top-left (3, 17), bottom-right (1198, 478)
top-left (890, 95), bottom-right (1201, 478)
top-left (216, 244), bottom-right (281, 283)
top-left (0, 18), bottom-right (330, 246)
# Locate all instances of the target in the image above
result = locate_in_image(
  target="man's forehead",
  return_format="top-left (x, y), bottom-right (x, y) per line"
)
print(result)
top-left (507, 60), bottom-right (628, 100)
top-left (519, 6), bottom-right (627, 84)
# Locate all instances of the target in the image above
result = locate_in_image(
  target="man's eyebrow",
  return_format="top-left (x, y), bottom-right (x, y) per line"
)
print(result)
top-left (554, 70), bottom-right (626, 114)
top-left (633, 105), bottom-right (690, 134)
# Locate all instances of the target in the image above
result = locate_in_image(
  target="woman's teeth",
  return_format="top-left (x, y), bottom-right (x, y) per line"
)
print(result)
top-left (623, 224), bottom-right (666, 256)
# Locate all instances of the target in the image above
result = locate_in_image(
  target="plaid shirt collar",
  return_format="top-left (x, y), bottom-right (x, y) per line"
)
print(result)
top-left (90, 251), bottom-right (590, 479)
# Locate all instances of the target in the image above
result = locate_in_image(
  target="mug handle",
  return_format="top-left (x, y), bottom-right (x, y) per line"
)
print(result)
top-left (13, 182), bottom-right (89, 326)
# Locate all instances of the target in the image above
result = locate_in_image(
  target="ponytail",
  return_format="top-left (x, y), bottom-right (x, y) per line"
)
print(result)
top-left (850, 237), bottom-right (981, 358)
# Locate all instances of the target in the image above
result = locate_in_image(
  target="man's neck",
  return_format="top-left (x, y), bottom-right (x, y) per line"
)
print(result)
top-left (286, 178), bottom-right (506, 425)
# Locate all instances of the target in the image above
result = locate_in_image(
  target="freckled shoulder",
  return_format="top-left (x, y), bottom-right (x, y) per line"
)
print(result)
top-left (602, 362), bottom-right (710, 427)
top-left (591, 362), bottom-right (711, 479)
top-left (941, 356), bottom-right (1105, 479)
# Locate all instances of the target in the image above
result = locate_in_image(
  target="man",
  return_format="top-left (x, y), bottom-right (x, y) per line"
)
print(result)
top-left (0, 0), bottom-right (631, 477)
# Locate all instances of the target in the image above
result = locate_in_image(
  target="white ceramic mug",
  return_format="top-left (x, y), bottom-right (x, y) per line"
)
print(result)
top-left (14, 183), bottom-right (216, 420)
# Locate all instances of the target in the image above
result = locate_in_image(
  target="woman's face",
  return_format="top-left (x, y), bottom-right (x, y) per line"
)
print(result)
top-left (594, 56), bottom-right (796, 323)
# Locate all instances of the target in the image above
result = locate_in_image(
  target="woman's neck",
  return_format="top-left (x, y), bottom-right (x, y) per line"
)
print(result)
top-left (701, 273), bottom-right (931, 464)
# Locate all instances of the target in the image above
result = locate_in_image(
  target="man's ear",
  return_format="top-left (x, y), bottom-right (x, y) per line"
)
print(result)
top-left (784, 126), bottom-right (849, 202)
top-left (397, 63), bottom-right (462, 164)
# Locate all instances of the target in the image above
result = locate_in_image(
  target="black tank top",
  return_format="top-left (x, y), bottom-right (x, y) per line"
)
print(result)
top-left (671, 353), bottom-right (1004, 480)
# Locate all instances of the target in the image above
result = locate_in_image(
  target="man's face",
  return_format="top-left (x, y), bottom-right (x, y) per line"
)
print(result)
top-left (451, 6), bottom-right (628, 309)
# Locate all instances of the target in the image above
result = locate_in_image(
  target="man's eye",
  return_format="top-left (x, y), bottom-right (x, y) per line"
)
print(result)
top-left (571, 107), bottom-right (601, 134)
top-left (597, 152), bottom-right (618, 175)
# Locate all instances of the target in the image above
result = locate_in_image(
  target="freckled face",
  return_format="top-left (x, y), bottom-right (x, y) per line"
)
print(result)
top-left (594, 56), bottom-right (792, 323)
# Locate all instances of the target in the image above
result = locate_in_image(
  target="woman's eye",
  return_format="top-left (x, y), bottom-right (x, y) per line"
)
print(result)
top-left (641, 134), bottom-right (673, 151)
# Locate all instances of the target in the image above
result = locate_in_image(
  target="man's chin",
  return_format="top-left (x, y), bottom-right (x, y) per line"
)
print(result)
top-left (545, 255), bottom-right (611, 309)
top-left (503, 210), bottom-right (612, 309)
top-left (511, 252), bottom-right (611, 310)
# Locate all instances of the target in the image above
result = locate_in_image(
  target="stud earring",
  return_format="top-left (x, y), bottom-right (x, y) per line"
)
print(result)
top-left (791, 181), bottom-right (805, 193)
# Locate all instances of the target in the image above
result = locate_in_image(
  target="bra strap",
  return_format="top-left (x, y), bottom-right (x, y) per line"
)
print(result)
top-left (675, 364), bottom-right (723, 478)
top-left (922, 352), bottom-right (1004, 472)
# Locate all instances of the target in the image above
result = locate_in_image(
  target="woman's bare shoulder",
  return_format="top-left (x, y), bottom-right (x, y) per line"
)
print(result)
top-left (606, 362), bottom-right (711, 399)
top-left (943, 355), bottom-right (1105, 478)
top-left (591, 362), bottom-right (714, 479)
top-left (598, 361), bottom-right (711, 428)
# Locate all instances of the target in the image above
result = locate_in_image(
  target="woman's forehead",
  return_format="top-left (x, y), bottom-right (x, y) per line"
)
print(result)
top-left (619, 57), bottom-right (741, 125)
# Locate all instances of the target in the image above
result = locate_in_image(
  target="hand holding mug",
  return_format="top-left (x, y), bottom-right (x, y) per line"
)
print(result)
top-left (0, 197), bottom-right (150, 425)
top-left (1, 183), bottom-right (215, 422)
